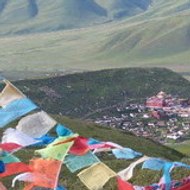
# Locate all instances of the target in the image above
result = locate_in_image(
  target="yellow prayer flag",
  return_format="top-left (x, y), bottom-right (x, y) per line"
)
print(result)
top-left (78, 162), bottom-right (116, 190)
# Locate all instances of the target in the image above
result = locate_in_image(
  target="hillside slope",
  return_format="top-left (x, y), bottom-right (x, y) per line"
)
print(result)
top-left (10, 68), bottom-right (190, 118)
top-left (1, 115), bottom-right (188, 189)
top-left (0, 0), bottom-right (190, 35)
top-left (0, 11), bottom-right (190, 77)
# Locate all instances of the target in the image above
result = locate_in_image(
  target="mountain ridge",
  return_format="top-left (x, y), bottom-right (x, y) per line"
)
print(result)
top-left (0, 0), bottom-right (189, 35)
top-left (0, 0), bottom-right (153, 35)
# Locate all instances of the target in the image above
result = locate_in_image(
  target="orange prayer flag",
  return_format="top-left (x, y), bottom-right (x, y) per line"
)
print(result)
top-left (26, 158), bottom-right (62, 189)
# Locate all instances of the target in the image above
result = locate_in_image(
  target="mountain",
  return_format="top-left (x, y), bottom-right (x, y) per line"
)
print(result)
top-left (10, 68), bottom-right (190, 118)
top-left (0, 0), bottom-right (152, 35)
top-left (94, 0), bottom-right (151, 19)
top-left (0, 0), bottom-right (189, 35)
top-left (1, 115), bottom-right (188, 189)
top-left (0, 0), bottom-right (190, 77)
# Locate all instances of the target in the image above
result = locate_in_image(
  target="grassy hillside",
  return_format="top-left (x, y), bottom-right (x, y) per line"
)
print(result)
top-left (169, 141), bottom-right (190, 156)
top-left (0, 0), bottom-right (190, 78)
top-left (8, 68), bottom-right (190, 118)
top-left (1, 10), bottom-right (190, 78)
top-left (0, 0), bottom-right (189, 35)
top-left (1, 115), bottom-right (189, 190)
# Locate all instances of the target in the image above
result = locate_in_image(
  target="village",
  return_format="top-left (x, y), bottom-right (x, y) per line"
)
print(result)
top-left (94, 92), bottom-right (190, 143)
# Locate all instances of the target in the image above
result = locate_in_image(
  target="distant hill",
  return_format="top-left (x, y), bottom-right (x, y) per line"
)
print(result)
top-left (1, 115), bottom-right (188, 189)
top-left (0, 0), bottom-right (190, 76)
top-left (0, 0), bottom-right (153, 35)
top-left (0, 0), bottom-right (190, 35)
top-left (10, 68), bottom-right (190, 118)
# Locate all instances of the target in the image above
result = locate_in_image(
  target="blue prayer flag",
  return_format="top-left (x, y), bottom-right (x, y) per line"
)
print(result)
top-left (0, 98), bottom-right (38, 128)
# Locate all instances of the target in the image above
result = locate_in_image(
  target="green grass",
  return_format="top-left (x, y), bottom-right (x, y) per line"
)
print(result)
top-left (9, 68), bottom-right (190, 118)
top-left (169, 141), bottom-right (190, 156)
top-left (1, 115), bottom-right (189, 190)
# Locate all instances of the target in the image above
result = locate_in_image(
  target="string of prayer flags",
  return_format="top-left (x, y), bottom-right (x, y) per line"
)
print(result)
top-left (2, 128), bottom-right (41, 147)
top-left (78, 162), bottom-right (116, 190)
top-left (0, 98), bottom-right (38, 128)
top-left (0, 80), bottom-right (25, 107)
top-left (112, 148), bottom-right (142, 160)
top-left (64, 151), bottom-right (100, 173)
top-left (2, 79), bottom-right (190, 190)
top-left (16, 111), bottom-right (57, 138)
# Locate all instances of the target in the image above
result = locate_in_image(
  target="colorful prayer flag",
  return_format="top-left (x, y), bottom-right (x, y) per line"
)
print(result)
top-left (78, 162), bottom-right (116, 190)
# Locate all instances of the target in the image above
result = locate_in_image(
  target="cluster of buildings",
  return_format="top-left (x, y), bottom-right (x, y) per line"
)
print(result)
top-left (94, 92), bottom-right (190, 143)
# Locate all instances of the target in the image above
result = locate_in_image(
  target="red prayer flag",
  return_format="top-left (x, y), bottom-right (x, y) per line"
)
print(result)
top-left (0, 162), bottom-right (31, 177)
top-left (174, 182), bottom-right (190, 190)
top-left (69, 136), bottom-right (89, 156)
top-left (117, 177), bottom-right (134, 190)
top-left (89, 143), bottom-right (113, 150)
top-left (0, 143), bottom-right (22, 152)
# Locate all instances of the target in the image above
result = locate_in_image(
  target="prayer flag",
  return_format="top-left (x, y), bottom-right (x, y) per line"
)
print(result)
top-left (64, 151), bottom-right (100, 173)
top-left (16, 111), bottom-right (57, 138)
top-left (0, 98), bottom-right (38, 128)
top-left (2, 128), bottom-right (41, 147)
top-left (0, 80), bottom-right (25, 107)
top-left (78, 162), bottom-right (116, 190)
top-left (0, 162), bottom-right (31, 177)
